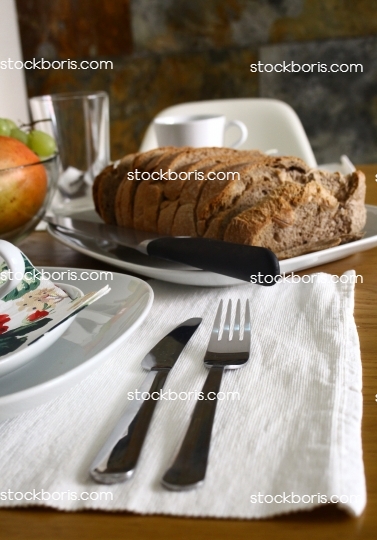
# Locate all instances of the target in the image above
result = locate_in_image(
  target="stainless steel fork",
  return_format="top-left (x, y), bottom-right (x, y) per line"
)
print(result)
top-left (162, 299), bottom-right (251, 491)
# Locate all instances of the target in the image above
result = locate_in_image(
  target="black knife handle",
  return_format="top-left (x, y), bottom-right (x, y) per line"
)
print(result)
top-left (147, 237), bottom-right (280, 285)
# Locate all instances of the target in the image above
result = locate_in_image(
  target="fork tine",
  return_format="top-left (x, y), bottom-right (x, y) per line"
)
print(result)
top-left (222, 300), bottom-right (232, 341)
top-left (210, 299), bottom-right (223, 343)
top-left (243, 300), bottom-right (251, 347)
top-left (233, 299), bottom-right (241, 341)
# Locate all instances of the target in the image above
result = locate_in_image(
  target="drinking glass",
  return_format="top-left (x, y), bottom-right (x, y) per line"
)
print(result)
top-left (29, 91), bottom-right (110, 195)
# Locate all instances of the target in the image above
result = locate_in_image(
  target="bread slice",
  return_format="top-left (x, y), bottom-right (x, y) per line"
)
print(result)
top-left (224, 180), bottom-right (345, 254)
top-left (170, 160), bottom-right (226, 237)
top-left (161, 149), bottom-right (264, 200)
top-left (155, 156), bottom-right (226, 230)
top-left (132, 148), bottom-right (268, 233)
top-left (115, 176), bottom-right (133, 227)
top-left (171, 160), bottom-right (248, 237)
top-left (302, 170), bottom-right (366, 233)
top-left (92, 164), bottom-right (112, 217)
top-left (121, 147), bottom-right (175, 228)
top-left (115, 148), bottom-right (175, 228)
top-left (171, 152), bottom-right (267, 237)
top-left (201, 159), bottom-right (304, 239)
top-left (275, 233), bottom-right (363, 260)
top-left (202, 159), bottom-right (366, 242)
top-left (132, 147), bottom-right (174, 172)
top-left (164, 155), bottom-right (226, 201)
top-left (143, 147), bottom-right (178, 172)
top-left (130, 147), bottom-right (190, 230)
top-left (95, 153), bottom-right (136, 224)
top-left (196, 156), bottom-right (273, 232)
top-left (141, 150), bottom-right (262, 234)
top-left (153, 147), bottom-right (191, 178)
top-left (157, 200), bottom-right (179, 235)
top-left (160, 149), bottom-right (228, 201)
top-left (131, 148), bottom-right (231, 233)
top-left (133, 179), bottom-right (164, 232)
top-left (276, 237), bottom-right (342, 259)
top-left (150, 157), bottom-right (223, 234)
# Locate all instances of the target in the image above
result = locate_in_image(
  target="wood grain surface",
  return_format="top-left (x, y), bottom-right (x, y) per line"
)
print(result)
top-left (1, 164), bottom-right (376, 540)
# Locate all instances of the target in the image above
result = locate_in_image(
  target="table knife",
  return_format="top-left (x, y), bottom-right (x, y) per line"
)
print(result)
top-left (90, 317), bottom-right (202, 484)
top-left (45, 215), bottom-right (280, 285)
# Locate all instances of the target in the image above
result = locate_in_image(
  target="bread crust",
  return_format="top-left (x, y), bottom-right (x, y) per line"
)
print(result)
top-left (95, 154), bottom-right (136, 224)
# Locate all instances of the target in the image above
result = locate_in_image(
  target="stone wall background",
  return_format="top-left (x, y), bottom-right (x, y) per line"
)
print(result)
top-left (15, 0), bottom-right (377, 163)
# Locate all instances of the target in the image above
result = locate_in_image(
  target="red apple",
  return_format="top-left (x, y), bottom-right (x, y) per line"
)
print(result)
top-left (0, 136), bottom-right (47, 234)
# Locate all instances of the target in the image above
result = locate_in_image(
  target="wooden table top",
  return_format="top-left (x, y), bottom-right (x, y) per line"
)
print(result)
top-left (1, 165), bottom-right (376, 540)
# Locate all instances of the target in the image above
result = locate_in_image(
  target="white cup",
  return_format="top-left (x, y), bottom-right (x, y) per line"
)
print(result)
top-left (0, 240), bottom-right (25, 299)
top-left (154, 114), bottom-right (248, 148)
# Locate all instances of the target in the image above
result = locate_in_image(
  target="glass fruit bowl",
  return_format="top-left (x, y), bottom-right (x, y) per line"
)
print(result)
top-left (0, 153), bottom-right (59, 245)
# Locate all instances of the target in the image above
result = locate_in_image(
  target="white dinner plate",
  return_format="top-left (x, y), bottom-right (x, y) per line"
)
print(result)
top-left (47, 206), bottom-right (377, 287)
top-left (0, 268), bottom-right (153, 421)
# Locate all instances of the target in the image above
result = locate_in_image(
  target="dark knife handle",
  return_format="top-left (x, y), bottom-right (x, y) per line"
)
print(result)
top-left (147, 237), bottom-right (280, 285)
top-left (90, 369), bottom-right (169, 484)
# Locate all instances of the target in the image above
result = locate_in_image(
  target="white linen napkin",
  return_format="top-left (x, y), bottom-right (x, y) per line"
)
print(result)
top-left (0, 271), bottom-right (365, 518)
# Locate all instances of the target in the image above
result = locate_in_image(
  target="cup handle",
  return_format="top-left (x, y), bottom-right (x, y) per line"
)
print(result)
top-left (0, 240), bottom-right (25, 300)
top-left (225, 120), bottom-right (248, 149)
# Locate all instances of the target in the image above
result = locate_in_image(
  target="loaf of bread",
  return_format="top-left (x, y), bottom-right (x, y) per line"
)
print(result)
top-left (93, 147), bottom-right (366, 260)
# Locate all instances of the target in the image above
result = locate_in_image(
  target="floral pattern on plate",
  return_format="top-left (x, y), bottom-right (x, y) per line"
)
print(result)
top-left (0, 254), bottom-right (110, 360)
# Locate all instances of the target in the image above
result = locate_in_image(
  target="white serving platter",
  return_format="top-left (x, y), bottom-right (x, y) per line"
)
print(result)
top-left (47, 206), bottom-right (377, 287)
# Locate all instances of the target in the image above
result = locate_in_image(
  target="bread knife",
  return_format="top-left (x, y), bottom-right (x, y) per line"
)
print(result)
top-left (90, 317), bottom-right (202, 484)
top-left (45, 215), bottom-right (280, 284)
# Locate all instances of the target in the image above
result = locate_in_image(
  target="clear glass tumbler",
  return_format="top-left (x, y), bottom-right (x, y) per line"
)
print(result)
top-left (29, 91), bottom-right (110, 194)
